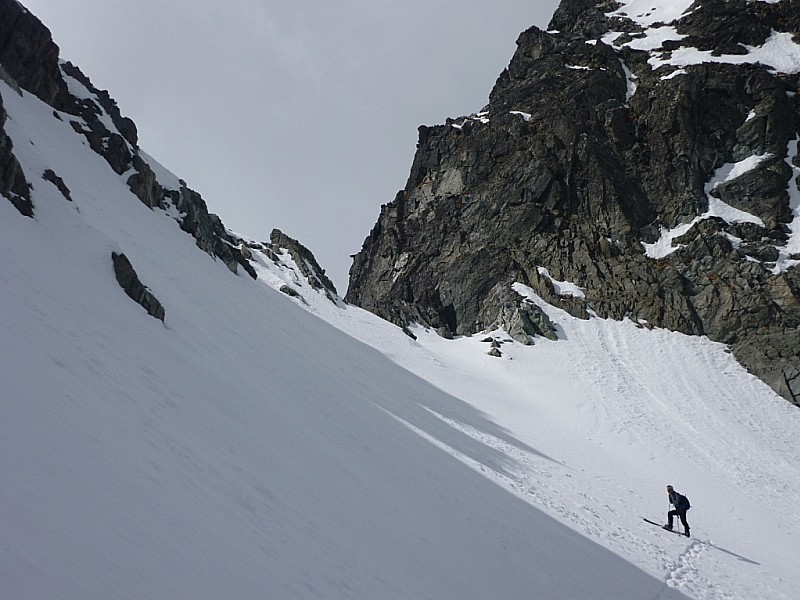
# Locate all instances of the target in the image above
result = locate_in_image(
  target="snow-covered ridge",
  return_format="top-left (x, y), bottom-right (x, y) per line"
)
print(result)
top-left (603, 0), bottom-right (800, 76)
top-left (60, 65), bottom-right (123, 141)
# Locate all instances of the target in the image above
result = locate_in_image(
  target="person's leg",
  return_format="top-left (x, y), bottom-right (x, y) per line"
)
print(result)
top-left (666, 509), bottom-right (678, 529)
top-left (680, 510), bottom-right (690, 534)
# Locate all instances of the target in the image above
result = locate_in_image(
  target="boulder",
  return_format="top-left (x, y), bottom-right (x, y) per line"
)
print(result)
top-left (111, 252), bottom-right (165, 322)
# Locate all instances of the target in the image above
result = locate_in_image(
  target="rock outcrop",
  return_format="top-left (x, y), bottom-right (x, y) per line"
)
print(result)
top-left (347, 0), bottom-right (800, 402)
top-left (267, 229), bottom-right (338, 298)
top-left (243, 229), bottom-right (339, 303)
top-left (111, 252), bottom-right (166, 322)
top-left (0, 0), bottom-right (65, 107)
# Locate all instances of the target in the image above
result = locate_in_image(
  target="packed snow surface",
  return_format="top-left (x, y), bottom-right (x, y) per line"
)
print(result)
top-left (537, 266), bottom-right (585, 298)
top-left (608, 0), bottom-right (695, 28)
top-left (3, 61), bottom-right (800, 600)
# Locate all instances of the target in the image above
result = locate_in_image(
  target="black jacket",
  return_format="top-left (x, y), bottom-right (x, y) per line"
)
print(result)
top-left (669, 491), bottom-right (690, 511)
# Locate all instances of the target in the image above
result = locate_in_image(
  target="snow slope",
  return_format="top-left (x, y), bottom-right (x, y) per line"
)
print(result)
top-left (2, 59), bottom-right (800, 600)
top-left (261, 241), bottom-right (800, 600)
top-left (0, 75), bottom-right (690, 599)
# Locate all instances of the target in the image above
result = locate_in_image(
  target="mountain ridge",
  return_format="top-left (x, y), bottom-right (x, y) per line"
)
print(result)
top-left (0, 0), bottom-right (266, 281)
top-left (346, 0), bottom-right (800, 403)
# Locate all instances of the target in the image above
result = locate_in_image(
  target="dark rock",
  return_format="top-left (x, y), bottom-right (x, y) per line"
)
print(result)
top-left (437, 326), bottom-right (454, 340)
top-left (42, 168), bottom-right (72, 201)
top-left (740, 241), bottom-right (779, 263)
top-left (166, 182), bottom-right (257, 279)
top-left (0, 92), bottom-right (32, 216)
top-left (127, 154), bottom-right (162, 209)
top-left (111, 252), bottom-right (165, 322)
top-left (59, 62), bottom-right (137, 147)
top-left (712, 157), bottom-right (793, 229)
top-left (61, 65), bottom-right (136, 177)
top-left (279, 285), bottom-right (306, 304)
top-left (0, 0), bottom-right (67, 107)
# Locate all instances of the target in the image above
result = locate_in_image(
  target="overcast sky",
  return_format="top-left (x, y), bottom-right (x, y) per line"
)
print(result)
top-left (22, 0), bottom-right (560, 291)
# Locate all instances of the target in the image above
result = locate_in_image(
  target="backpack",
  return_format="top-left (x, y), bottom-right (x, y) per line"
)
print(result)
top-left (679, 494), bottom-right (691, 510)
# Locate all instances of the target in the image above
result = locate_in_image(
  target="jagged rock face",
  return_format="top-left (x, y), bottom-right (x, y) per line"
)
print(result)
top-left (0, 0), bottom-right (65, 107)
top-left (347, 0), bottom-right (800, 402)
top-left (0, 91), bottom-right (31, 215)
top-left (0, 0), bottom-right (255, 280)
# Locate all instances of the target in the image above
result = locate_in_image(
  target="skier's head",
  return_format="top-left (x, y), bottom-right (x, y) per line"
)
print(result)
top-left (666, 485), bottom-right (674, 492)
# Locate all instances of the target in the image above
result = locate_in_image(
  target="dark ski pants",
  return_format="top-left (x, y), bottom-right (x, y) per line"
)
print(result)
top-left (668, 509), bottom-right (689, 532)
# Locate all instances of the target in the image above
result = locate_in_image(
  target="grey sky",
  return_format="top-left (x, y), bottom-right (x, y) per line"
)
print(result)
top-left (22, 0), bottom-right (560, 290)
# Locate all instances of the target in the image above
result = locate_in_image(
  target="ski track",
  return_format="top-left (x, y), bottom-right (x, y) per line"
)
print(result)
top-left (571, 317), bottom-right (800, 504)
top-left (400, 305), bottom-right (799, 600)
top-left (422, 407), bottom-right (761, 600)
top-left (557, 316), bottom-right (798, 600)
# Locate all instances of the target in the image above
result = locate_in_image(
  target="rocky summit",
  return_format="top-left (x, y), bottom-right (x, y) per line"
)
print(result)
top-left (346, 0), bottom-right (800, 403)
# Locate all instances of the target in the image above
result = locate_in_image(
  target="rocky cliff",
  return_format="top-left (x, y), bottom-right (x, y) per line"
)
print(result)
top-left (347, 0), bottom-right (800, 403)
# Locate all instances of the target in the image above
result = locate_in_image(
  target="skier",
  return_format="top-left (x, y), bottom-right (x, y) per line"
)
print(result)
top-left (664, 484), bottom-right (690, 537)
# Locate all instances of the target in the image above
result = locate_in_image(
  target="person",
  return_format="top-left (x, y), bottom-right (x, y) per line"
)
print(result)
top-left (664, 484), bottom-right (691, 537)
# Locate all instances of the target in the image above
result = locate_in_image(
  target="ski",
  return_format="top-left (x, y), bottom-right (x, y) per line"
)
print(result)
top-left (643, 518), bottom-right (689, 536)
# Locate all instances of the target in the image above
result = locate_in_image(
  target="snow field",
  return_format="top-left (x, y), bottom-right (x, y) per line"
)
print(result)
top-left (288, 257), bottom-right (800, 600)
